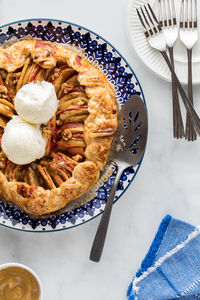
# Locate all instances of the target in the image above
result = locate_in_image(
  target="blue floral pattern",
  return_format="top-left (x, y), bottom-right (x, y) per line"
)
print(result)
top-left (0, 19), bottom-right (146, 232)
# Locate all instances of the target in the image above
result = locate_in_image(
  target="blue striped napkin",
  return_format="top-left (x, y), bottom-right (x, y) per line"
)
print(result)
top-left (127, 215), bottom-right (200, 300)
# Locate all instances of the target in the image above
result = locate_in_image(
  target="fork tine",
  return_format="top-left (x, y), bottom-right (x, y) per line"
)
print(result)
top-left (159, 0), bottom-right (174, 28)
top-left (141, 6), bottom-right (151, 29)
top-left (158, 0), bottom-right (166, 27)
top-left (180, 0), bottom-right (184, 28)
top-left (139, 6), bottom-right (155, 36)
top-left (166, 0), bottom-right (173, 26)
top-left (137, 3), bottom-right (163, 39)
top-left (147, 3), bottom-right (160, 25)
top-left (136, 7), bottom-right (152, 37)
top-left (171, 0), bottom-right (177, 25)
top-left (144, 5), bottom-right (158, 34)
top-left (194, 0), bottom-right (197, 28)
top-left (144, 5), bottom-right (154, 26)
top-left (185, 0), bottom-right (189, 28)
top-left (136, 8), bottom-right (150, 38)
top-left (181, 0), bottom-right (197, 29)
top-left (144, 4), bottom-right (162, 34)
top-left (189, 0), bottom-right (192, 28)
top-left (163, 0), bottom-right (168, 27)
top-left (136, 8), bottom-right (147, 30)
top-left (158, 0), bottom-right (163, 26)
top-left (183, 0), bottom-right (189, 28)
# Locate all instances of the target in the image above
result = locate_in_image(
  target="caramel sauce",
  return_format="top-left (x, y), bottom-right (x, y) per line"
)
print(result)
top-left (0, 267), bottom-right (40, 300)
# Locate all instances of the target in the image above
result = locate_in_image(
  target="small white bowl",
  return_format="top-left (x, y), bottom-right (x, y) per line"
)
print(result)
top-left (0, 262), bottom-right (43, 300)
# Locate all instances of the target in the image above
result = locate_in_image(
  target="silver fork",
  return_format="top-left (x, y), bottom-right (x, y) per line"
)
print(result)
top-left (136, 3), bottom-right (200, 136)
top-left (179, 0), bottom-right (198, 141)
top-left (158, 0), bottom-right (184, 139)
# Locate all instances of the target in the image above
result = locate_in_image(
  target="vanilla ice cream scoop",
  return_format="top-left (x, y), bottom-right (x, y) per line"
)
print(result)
top-left (1, 116), bottom-right (46, 165)
top-left (14, 81), bottom-right (58, 124)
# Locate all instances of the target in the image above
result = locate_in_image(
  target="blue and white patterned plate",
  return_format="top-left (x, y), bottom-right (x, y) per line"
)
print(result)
top-left (0, 19), bottom-right (147, 232)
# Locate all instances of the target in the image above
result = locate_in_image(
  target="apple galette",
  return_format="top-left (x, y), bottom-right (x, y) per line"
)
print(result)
top-left (0, 40), bottom-right (117, 215)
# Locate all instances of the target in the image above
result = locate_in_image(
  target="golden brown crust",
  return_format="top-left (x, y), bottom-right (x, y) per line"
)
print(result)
top-left (0, 40), bottom-right (117, 215)
top-left (0, 161), bottom-right (99, 215)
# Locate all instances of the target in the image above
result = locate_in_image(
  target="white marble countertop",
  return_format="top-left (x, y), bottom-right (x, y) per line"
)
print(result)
top-left (1, 0), bottom-right (200, 299)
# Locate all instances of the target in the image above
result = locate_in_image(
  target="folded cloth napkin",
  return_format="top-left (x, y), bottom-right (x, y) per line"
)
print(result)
top-left (127, 215), bottom-right (200, 300)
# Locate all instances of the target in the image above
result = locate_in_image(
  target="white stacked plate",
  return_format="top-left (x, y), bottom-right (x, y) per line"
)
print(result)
top-left (127, 0), bottom-right (200, 84)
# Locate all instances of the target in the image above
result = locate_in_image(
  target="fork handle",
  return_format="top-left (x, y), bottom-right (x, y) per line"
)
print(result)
top-left (161, 50), bottom-right (200, 136)
top-left (186, 48), bottom-right (197, 141)
top-left (168, 47), bottom-right (184, 139)
top-left (90, 167), bottom-right (123, 262)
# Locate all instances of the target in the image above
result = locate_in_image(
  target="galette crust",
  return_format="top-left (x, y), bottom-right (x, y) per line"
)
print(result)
top-left (0, 40), bottom-right (117, 215)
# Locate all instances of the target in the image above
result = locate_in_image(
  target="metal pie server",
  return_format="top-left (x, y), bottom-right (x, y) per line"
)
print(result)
top-left (90, 94), bottom-right (148, 262)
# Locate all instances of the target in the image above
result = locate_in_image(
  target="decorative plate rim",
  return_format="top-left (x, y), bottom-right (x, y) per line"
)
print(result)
top-left (0, 18), bottom-right (147, 232)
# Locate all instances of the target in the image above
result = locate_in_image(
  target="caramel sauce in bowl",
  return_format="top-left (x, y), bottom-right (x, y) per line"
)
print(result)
top-left (0, 263), bottom-right (43, 300)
